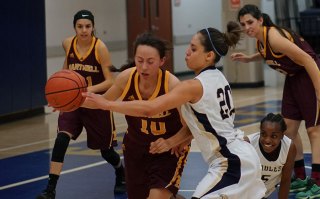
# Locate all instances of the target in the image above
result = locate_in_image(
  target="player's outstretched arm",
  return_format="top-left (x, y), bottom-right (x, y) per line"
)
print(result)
top-left (230, 52), bottom-right (262, 63)
top-left (83, 79), bottom-right (201, 117)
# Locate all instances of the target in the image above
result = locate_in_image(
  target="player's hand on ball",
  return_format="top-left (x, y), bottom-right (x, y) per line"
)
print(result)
top-left (82, 92), bottom-right (110, 110)
top-left (45, 70), bottom-right (87, 112)
top-left (82, 92), bottom-right (97, 109)
top-left (47, 103), bottom-right (58, 112)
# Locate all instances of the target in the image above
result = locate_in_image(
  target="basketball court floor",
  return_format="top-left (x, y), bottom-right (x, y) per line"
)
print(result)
top-left (0, 69), bottom-right (312, 199)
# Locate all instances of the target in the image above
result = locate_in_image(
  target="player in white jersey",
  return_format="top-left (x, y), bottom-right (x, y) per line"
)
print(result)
top-left (179, 68), bottom-right (266, 199)
top-left (245, 113), bottom-right (296, 198)
top-left (83, 23), bottom-right (266, 199)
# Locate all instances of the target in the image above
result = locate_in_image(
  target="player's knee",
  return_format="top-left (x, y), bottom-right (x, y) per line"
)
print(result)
top-left (51, 133), bottom-right (71, 162)
top-left (100, 147), bottom-right (120, 166)
top-left (307, 127), bottom-right (320, 139)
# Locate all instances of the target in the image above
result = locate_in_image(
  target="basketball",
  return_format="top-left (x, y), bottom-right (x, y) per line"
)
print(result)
top-left (45, 70), bottom-right (87, 112)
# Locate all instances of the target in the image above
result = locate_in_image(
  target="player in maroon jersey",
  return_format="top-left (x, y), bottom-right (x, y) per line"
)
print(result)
top-left (83, 32), bottom-right (190, 199)
top-left (37, 10), bottom-right (125, 199)
top-left (230, 4), bottom-right (320, 198)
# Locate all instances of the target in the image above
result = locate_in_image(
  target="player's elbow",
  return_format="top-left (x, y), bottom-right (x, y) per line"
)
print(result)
top-left (143, 110), bottom-right (154, 117)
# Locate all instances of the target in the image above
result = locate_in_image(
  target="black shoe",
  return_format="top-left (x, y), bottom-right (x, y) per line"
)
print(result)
top-left (114, 166), bottom-right (126, 194)
top-left (36, 185), bottom-right (56, 199)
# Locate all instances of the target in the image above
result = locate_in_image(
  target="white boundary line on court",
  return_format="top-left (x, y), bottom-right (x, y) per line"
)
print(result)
top-left (0, 154), bottom-right (312, 191)
top-left (0, 125), bottom-right (127, 152)
top-left (0, 157), bottom-right (123, 191)
top-left (0, 139), bottom-right (56, 152)
top-left (0, 156), bottom-right (199, 192)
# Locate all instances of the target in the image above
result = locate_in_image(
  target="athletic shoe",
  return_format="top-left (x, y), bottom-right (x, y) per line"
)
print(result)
top-left (36, 185), bottom-right (56, 199)
top-left (114, 166), bottom-right (126, 194)
top-left (295, 183), bottom-right (320, 199)
top-left (290, 176), bottom-right (310, 193)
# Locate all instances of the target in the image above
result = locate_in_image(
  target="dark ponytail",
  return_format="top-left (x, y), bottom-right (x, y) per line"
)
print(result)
top-left (261, 12), bottom-right (294, 39)
top-left (261, 13), bottom-right (275, 27)
top-left (224, 21), bottom-right (243, 48)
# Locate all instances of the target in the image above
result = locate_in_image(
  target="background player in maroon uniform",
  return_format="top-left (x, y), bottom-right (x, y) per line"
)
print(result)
top-left (230, 4), bottom-right (320, 198)
top-left (37, 10), bottom-right (125, 199)
top-left (84, 32), bottom-right (190, 199)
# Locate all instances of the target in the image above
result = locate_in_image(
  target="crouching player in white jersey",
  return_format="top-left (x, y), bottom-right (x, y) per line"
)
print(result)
top-left (245, 113), bottom-right (296, 198)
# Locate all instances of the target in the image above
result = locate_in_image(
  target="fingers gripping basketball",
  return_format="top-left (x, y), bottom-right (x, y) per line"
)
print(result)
top-left (45, 70), bottom-right (87, 112)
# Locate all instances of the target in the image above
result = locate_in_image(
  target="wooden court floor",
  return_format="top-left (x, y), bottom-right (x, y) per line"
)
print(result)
top-left (0, 78), bottom-right (312, 199)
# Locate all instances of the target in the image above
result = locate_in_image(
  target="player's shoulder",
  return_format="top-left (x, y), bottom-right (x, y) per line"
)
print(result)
top-left (62, 36), bottom-right (74, 50)
top-left (268, 27), bottom-right (292, 42)
top-left (282, 135), bottom-right (292, 144)
top-left (166, 71), bottom-right (180, 90)
top-left (116, 67), bottom-right (135, 81)
top-left (95, 38), bottom-right (108, 50)
top-left (114, 67), bottom-right (136, 90)
top-left (63, 36), bottom-right (74, 44)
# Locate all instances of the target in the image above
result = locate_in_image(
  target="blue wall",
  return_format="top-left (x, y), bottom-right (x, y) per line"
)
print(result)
top-left (1, 0), bottom-right (47, 116)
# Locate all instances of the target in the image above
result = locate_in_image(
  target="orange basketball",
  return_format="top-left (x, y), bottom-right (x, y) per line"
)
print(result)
top-left (45, 70), bottom-right (87, 112)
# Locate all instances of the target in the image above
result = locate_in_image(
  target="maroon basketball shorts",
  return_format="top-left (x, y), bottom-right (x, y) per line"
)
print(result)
top-left (282, 71), bottom-right (320, 128)
top-left (122, 135), bottom-right (189, 199)
top-left (58, 107), bottom-right (117, 150)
